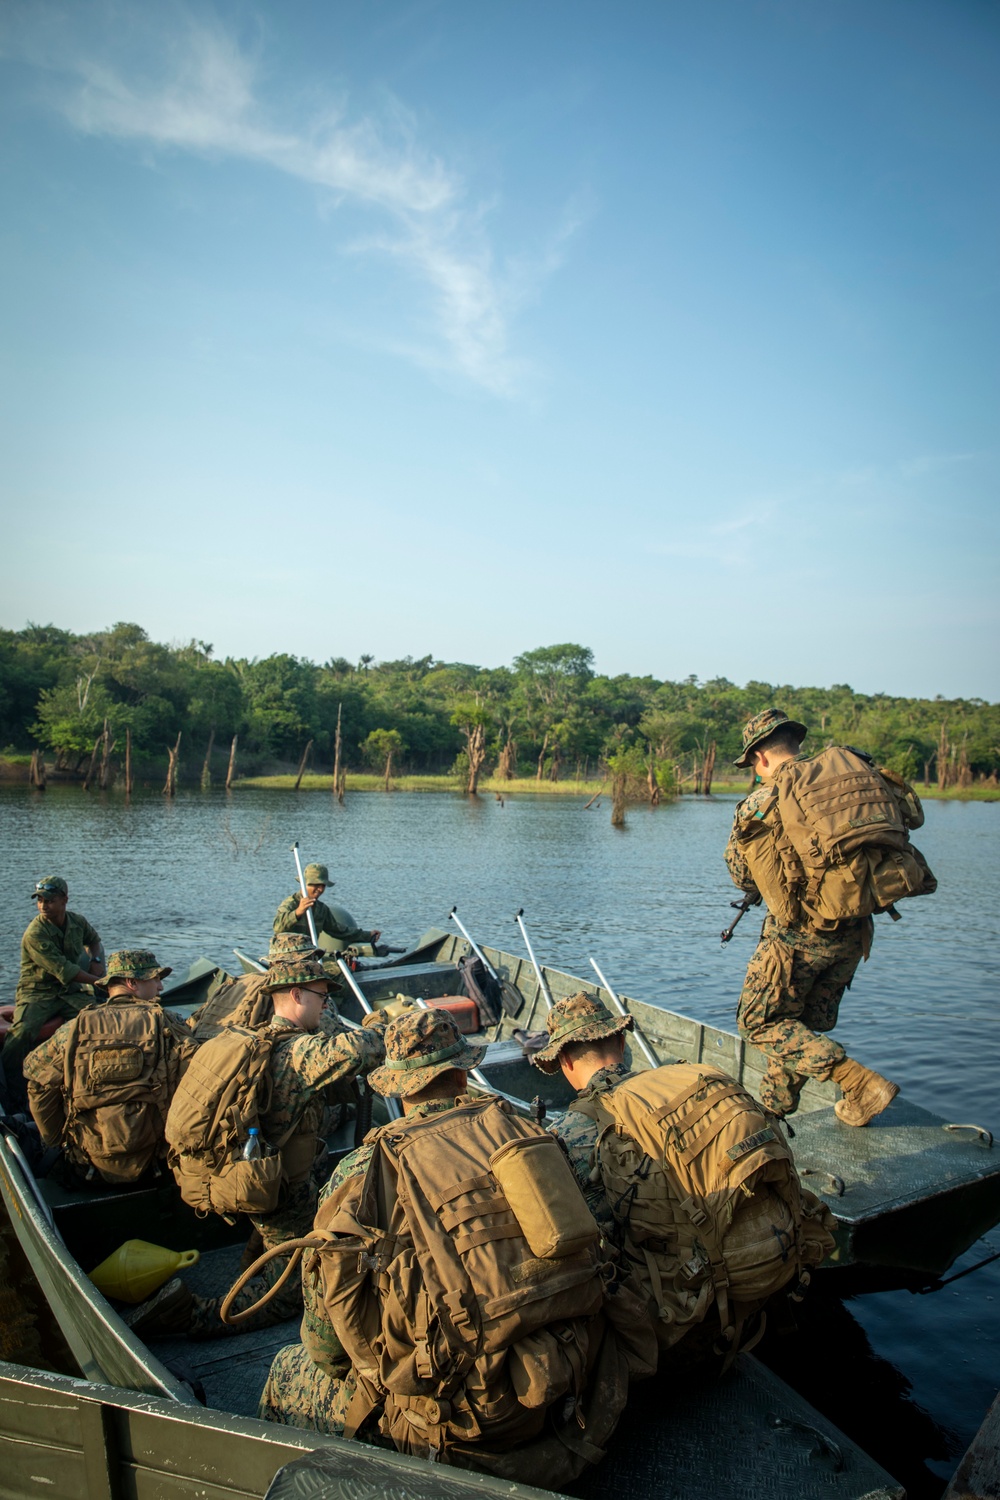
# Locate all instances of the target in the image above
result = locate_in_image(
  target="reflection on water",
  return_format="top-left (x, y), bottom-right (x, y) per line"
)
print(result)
top-left (0, 786), bottom-right (997, 1490)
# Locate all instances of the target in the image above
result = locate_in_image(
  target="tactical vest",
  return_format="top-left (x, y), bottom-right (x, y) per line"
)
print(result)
top-left (188, 974), bottom-right (273, 1042)
top-left (286, 1096), bottom-right (655, 1483)
top-left (736, 748), bottom-right (935, 927)
top-left (164, 1023), bottom-right (316, 1218)
top-left (63, 1001), bottom-right (175, 1184)
top-left (570, 1065), bottom-right (835, 1354)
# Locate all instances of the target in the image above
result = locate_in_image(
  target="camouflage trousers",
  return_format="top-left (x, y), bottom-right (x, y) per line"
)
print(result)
top-left (188, 1178), bottom-right (317, 1338)
top-left (736, 916), bottom-right (871, 1116)
top-left (259, 1342), bottom-right (356, 1435)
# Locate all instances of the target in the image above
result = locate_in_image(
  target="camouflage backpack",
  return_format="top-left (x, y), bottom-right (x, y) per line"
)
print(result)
top-left (187, 973), bottom-right (273, 1042)
top-left (62, 1001), bottom-right (175, 1184)
top-left (164, 1023), bottom-right (298, 1217)
top-left (571, 1064), bottom-right (836, 1354)
top-left (737, 747), bottom-right (935, 925)
top-left (297, 1096), bottom-right (655, 1483)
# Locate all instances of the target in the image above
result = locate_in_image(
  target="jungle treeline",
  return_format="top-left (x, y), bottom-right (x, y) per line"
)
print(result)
top-left (1, 622), bottom-right (997, 793)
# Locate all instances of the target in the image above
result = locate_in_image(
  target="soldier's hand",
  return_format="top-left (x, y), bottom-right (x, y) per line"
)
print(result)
top-left (295, 895), bottom-right (317, 917)
top-left (362, 1008), bottom-right (391, 1034)
top-left (369, 930), bottom-right (381, 944)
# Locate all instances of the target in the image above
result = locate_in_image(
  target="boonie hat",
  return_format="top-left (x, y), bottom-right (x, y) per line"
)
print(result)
top-left (103, 949), bottom-right (173, 984)
top-left (31, 875), bottom-right (68, 900)
top-left (531, 992), bottom-right (633, 1075)
top-left (368, 1009), bottom-right (487, 1098)
top-left (263, 932), bottom-right (324, 964)
top-left (303, 863), bottom-right (332, 887)
top-left (733, 708), bottom-right (807, 769)
top-left (263, 957), bottom-right (331, 994)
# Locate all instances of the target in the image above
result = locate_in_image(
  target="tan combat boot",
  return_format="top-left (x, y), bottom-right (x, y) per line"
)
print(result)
top-left (831, 1059), bottom-right (899, 1127)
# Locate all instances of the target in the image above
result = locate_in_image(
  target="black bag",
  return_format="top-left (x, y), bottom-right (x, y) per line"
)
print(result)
top-left (456, 953), bottom-right (522, 1024)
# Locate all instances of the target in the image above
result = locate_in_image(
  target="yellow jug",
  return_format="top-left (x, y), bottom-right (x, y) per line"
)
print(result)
top-left (88, 1240), bottom-right (200, 1304)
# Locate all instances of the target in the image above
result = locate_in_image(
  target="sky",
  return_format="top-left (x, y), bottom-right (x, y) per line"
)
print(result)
top-left (0, 0), bottom-right (997, 698)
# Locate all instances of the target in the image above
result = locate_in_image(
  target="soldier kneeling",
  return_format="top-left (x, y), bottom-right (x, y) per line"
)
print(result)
top-left (24, 949), bottom-right (193, 1186)
top-left (253, 1009), bottom-right (656, 1485)
top-left (536, 993), bottom-right (836, 1368)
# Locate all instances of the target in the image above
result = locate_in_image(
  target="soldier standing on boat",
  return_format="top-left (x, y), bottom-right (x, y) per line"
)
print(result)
top-left (3, 876), bottom-right (106, 1107)
top-left (272, 862), bottom-right (380, 951)
top-left (725, 708), bottom-right (925, 1127)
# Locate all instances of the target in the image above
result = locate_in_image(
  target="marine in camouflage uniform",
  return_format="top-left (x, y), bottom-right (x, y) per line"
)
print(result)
top-left (530, 993), bottom-right (636, 1232)
top-left (259, 1007), bottom-right (486, 1434)
top-left (726, 709), bottom-right (877, 1119)
top-left (24, 949), bottom-right (195, 1173)
top-left (187, 931), bottom-right (333, 1042)
top-left (272, 861), bottom-right (379, 947)
top-left (3, 876), bottom-right (105, 1103)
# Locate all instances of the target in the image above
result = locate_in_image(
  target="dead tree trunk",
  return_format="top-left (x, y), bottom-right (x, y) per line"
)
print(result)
top-left (496, 735), bottom-right (516, 780)
top-left (535, 732), bottom-right (549, 781)
top-left (646, 751), bottom-right (659, 806)
top-left (29, 749), bottom-right (46, 790)
top-left (294, 740), bottom-right (314, 791)
top-left (937, 723), bottom-right (949, 791)
top-left (466, 722), bottom-right (487, 795)
top-left (82, 736), bottom-right (102, 792)
top-left (702, 740), bottom-right (717, 796)
top-left (548, 742), bottom-right (562, 782)
top-left (225, 734), bottom-right (238, 792)
top-left (201, 728), bottom-right (215, 789)
top-left (99, 720), bottom-right (115, 790)
top-left (336, 770), bottom-right (346, 805)
top-left (125, 728), bottom-right (134, 797)
top-left (332, 703), bottom-right (343, 795)
top-left (957, 734), bottom-right (972, 789)
top-left (611, 771), bottom-right (626, 829)
top-left (163, 733), bottom-right (181, 797)
top-left (384, 751), bottom-right (393, 792)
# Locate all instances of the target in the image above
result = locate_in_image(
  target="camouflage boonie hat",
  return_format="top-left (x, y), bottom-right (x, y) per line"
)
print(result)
top-left (367, 1009), bottom-right (487, 1098)
top-left (31, 875), bottom-right (68, 900)
top-left (263, 932), bottom-right (324, 964)
top-left (263, 957), bottom-right (331, 994)
top-left (733, 708), bottom-right (807, 768)
top-left (303, 863), bottom-right (332, 887)
top-left (103, 949), bottom-right (173, 983)
top-left (531, 992), bottom-right (633, 1075)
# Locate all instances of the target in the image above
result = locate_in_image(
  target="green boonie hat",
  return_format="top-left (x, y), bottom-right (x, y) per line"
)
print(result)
top-left (733, 708), bottom-right (807, 769)
top-left (263, 932), bottom-right (324, 964)
top-left (263, 957), bottom-right (331, 994)
top-left (531, 992), bottom-right (633, 1075)
top-left (303, 863), bottom-right (332, 887)
top-left (31, 875), bottom-right (68, 900)
top-left (367, 1009), bottom-right (487, 1099)
top-left (103, 949), bottom-right (173, 983)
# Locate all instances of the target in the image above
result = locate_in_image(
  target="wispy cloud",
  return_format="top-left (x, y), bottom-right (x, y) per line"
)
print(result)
top-left (6, 6), bottom-right (565, 393)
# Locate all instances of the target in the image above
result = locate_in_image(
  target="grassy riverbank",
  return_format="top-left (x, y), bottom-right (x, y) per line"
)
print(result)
top-left (233, 772), bottom-right (999, 801)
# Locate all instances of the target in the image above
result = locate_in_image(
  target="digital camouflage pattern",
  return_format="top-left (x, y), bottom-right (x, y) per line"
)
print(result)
top-left (273, 893), bottom-right (375, 946)
top-left (530, 991), bottom-right (633, 1075)
top-left (4, 909), bottom-right (104, 1094)
top-left (547, 1061), bottom-right (634, 1231)
top-left (259, 1342), bottom-right (357, 1436)
top-left (262, 957), bottom-right (333, 993)
top-left (264, 932), bottom-right (323, 962)
top-left (367, 1008), bottom-right (486, 1097)
top-left (733, 707), bottom-right (808, 768)
top-left (735, 914), bottom-right (869, 1115)
top-left (102, 949), bottom-right (173, 983)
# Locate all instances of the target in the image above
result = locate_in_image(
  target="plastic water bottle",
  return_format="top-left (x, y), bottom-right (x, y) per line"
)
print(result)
top-left (242, 1127), bottom-right (262, 1161)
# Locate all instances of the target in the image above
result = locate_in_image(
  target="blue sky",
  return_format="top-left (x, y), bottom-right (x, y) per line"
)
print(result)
top-left (1, 0), bottom-right (997, 697)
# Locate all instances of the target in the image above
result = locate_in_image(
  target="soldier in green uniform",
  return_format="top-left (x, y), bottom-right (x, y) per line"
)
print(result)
top-left (3, 876), bottom-right (106, 1105)
top-left (258, 1007), bottom-right (488, 1436)
top-left (725, 709), bottom-right (898, 1127)
top-left (128, 957), bottom-right (387, 1340)
top-left (272, 862), bottom-right (380, 949)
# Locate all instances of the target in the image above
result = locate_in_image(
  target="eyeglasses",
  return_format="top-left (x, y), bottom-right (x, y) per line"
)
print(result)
top-left (296, 986), bottom-right (330, 1001)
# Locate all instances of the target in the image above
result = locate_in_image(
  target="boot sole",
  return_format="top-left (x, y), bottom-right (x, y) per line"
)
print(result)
top-left (834, 1080), bottom-right (899, 1128)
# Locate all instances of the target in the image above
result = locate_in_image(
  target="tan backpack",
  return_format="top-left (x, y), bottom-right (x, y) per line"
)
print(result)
top-left (571, 1065), bottom-right (835, 1355)
top-left (62, 1001), bottom-right (175, 1184)
top-left (164, 1023), bottom-right (297, 1217)
top-left (295, 1096), bottom-right (655, 1482)
top-left (188, 974), bottom-right (273, 1042)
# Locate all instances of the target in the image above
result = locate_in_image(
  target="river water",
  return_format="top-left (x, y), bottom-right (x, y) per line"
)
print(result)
top-left (1, 785), bottom-right (997, 1495)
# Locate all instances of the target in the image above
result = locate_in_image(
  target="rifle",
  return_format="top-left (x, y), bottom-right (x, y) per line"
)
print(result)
top-left (721, 889), bottom-right (762, 944)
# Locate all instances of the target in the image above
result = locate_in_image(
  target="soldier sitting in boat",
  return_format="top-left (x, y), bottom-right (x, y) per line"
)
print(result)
top-left (3, 875), bottom-right (107, 1109)
top-left (187, 932), bottom-right (333, 1042)
top-left (23, 949), bottom-right (196, 1187)
top-left (128, 957), bottom-right (387, 1340)
top-left (536, 993), bottom-right (834, 1368)
top-left (253, 1007), bottom-right (655, 1485)
top-left (272, 862), bottom-right (381, 954)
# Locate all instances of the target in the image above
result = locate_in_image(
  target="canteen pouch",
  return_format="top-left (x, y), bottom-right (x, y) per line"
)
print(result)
top-left (489, 1134), bottom-right (599, 1259)
top-left (207, 1151), bottom-right (285, 1217)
